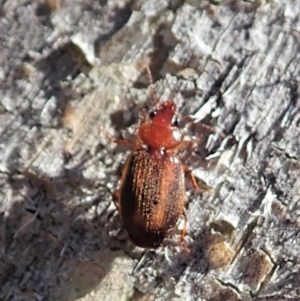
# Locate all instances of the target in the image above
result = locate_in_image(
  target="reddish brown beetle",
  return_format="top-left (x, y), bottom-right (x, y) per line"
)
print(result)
top-left (104, 68), bottom-right (210, 249)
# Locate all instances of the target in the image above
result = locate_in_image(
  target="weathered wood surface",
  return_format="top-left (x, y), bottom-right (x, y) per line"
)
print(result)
top-left (0, 1), bottom-right (300, 300)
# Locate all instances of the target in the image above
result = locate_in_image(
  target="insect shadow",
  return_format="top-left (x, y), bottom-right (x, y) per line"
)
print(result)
top-left (0, 159), bottom-right (133, 300)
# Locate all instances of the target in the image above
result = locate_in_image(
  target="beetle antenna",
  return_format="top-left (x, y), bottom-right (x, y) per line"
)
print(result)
top-left (145, 65), bottom-right (158, 106)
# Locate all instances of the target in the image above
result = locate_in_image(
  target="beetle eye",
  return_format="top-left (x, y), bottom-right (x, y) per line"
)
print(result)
top-left (149, 111), bottom-right (157, 119)
top-left (172, 117), bottom-right (181, 127)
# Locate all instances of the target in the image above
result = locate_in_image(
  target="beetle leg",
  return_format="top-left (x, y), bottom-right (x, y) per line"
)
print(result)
top-left (100, 127), bottom-right (133, 145)
top-left (180, 212), bottom-right (190, 253)
top-left (182, 116), bottom-right (225, 138)
top-left (183, 164), bottom-right (211, 193)
top-left (180, 212), bottom-right (187, 242)
top-left (100, 127), bottom-right (142, 149)
top-left (166, 140), bottom-right (192, 153)
top-left (112, 189), bottom-right (121, 215)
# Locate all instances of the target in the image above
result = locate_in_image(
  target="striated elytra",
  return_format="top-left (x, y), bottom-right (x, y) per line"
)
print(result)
top-left (120, 149), bottom-right (185, 248)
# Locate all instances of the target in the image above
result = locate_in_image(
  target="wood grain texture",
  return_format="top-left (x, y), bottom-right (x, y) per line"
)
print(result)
top-left (0, 0), bottom-right (299, 300)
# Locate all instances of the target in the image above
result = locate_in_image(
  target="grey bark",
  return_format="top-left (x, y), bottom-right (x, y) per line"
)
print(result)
top-left (0, 0), bottom-right (300, 300)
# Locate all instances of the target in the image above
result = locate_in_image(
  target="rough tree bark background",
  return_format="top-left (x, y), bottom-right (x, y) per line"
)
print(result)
top-left (0, 0), bottom-right (299, 300)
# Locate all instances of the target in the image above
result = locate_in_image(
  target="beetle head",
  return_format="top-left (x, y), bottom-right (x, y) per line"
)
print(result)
top-left (149, 101), bottom-right (180, 128)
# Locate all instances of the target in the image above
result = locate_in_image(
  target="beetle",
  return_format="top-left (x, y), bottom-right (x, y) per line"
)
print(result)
top-left (104, 67), bottom-right (210, 249)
